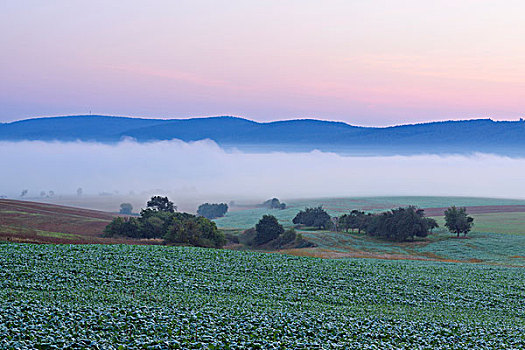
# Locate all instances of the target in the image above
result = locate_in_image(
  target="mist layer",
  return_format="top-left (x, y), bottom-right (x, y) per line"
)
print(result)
top-left (1, 140), bottom-right (524, 204)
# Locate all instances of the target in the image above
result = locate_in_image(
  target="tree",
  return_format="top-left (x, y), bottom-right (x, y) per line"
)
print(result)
top-left (119, 203), bottom-right (133, 214)
top-left (197, 203), bottom-right (228, 219)
top-left (146, 196), bottom-right (176, 213)
top-left (444, 206), bottom-right (474, 237)
top-left (292, 206), bottom-right (331, 229)
top-left (255, 215), bottom-right (284, 245)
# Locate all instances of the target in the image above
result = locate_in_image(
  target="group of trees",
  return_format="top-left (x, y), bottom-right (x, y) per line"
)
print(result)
top-left (291, 204), bottom-right (473, 242)
top-left (106, 196), bottom-right (475, 248)
top-left (20, 189), bottom-right (54, 198)
top-left (197, 203), bottom-right (228, 219)
top-left (19, 188), bottom-right (84, 199)
top-left (344, 206), bottom-right (473, 241)
top-left (292, 206), bottom-right (331, 229)
top-left (339, 210), bottom-right (369, 233)
top-left (105, 196), bottom-right (225, 248)
top-left (363, 206), bottom-right (439, 241)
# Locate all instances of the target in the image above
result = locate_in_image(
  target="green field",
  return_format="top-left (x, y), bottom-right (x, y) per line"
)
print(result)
top-left (1, 243), bottom-right (524, 348)
top-left (1, 196), bottom-right (524, 347)
top-left (215, 196), bottom-right (525, 229)
top-left (293, 229), bottom-right (525, 266)
top-left (215, 196), bottom-right (525, 265)
top-left (433, 212), bottom-right (525, 235)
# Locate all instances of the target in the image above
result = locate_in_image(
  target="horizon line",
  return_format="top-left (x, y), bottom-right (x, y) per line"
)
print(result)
top-left (2, 113), bottom-right (525, 129)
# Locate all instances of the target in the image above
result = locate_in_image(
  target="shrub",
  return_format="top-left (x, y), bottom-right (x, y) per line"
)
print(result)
top-left (239, 228), bottom-right (257, 246)
top-left (281, 228), bottom-right (297, 245)
top-left (255, 215), bottom-right (284, 245)
top-left (164, 215), bottom-right (225, 248)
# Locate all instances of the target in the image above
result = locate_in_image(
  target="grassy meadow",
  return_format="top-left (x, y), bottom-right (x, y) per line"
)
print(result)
top-left (433, 212), bottom-right (525, 235)
top-left (215, 196), bottom-right (525, 230)
top-left (290, 229), bottom-right (525, 266)
top-left (215, 196), bottom-right (525, 266)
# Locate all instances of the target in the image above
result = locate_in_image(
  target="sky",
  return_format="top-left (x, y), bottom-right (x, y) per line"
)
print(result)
top-left (2, 0), bottom-right (525, 126)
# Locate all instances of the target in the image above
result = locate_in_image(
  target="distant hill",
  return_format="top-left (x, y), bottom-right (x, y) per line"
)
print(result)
top-left (2, 115), bottom-right (525, 155)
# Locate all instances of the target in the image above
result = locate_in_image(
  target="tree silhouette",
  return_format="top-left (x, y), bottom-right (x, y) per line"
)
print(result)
top-left (146, 196), bottom-right (176, 213)
top-left (119, 203), bottom-right (133, 214)
top-left (444, 206), bottom-right (474, 237)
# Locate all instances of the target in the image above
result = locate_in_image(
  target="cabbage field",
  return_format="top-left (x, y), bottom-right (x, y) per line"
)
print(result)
top-left (1, 243), bottom-right (524, 349)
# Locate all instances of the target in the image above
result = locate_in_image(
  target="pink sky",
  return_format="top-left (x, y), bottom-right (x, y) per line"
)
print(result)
top-left (1, 0), bottom-right (525, 126)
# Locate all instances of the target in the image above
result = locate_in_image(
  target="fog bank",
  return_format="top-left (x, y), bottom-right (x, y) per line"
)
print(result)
top-left (1, 139), bottom-right (525, 210)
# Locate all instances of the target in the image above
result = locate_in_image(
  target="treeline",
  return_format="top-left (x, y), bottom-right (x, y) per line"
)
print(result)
top-left (292, 205), bottom-right (472, 242)
top-left (105, 196), bottom-right (225, 248)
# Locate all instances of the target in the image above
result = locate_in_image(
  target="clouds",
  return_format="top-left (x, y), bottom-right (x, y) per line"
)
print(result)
top-left (1, 139), bottom-right (525, 208)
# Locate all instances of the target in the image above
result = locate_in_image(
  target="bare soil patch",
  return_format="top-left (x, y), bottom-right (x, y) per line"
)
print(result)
top-left (279, 247), bottom-right (460, 262)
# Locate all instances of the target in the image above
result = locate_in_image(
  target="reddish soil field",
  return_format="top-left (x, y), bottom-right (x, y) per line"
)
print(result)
top-left (422, 205), bottom-right (525, 217)
top-left (0, 199), bottom-right (158, 245)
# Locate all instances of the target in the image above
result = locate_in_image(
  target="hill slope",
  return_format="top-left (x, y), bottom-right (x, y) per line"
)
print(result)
top-left (2, 115), bottom-right (525, 154)
top-left (0, 199), bottom-right (154, 245)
